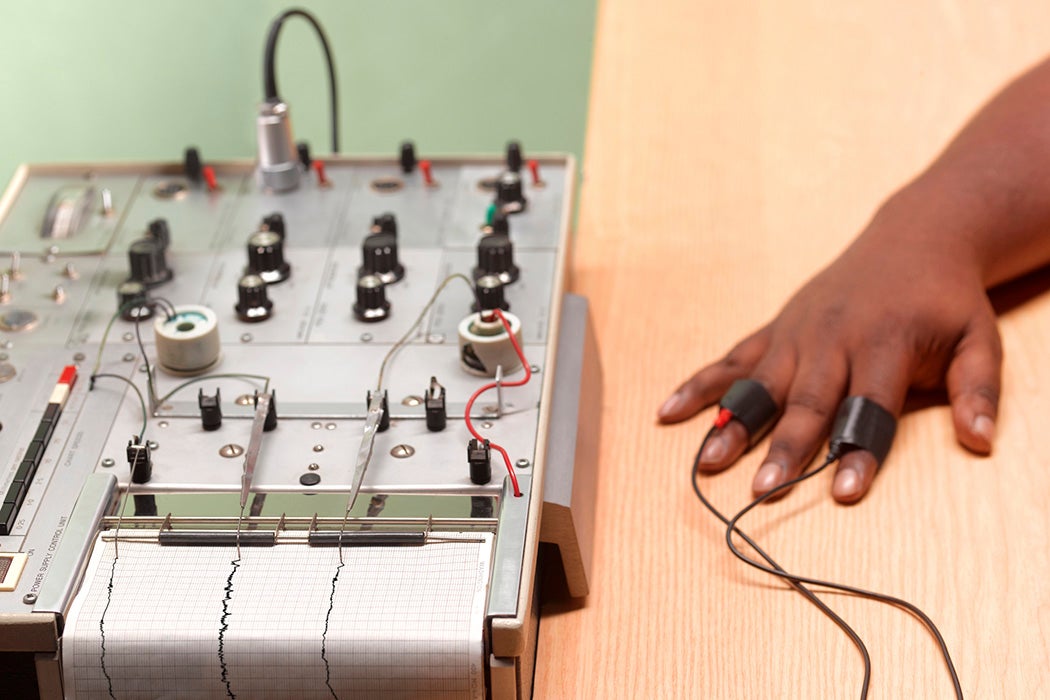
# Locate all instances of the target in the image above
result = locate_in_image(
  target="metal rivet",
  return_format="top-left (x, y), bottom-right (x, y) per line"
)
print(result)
top-left (401, 395), bottom-right (423, 407)
top-left (516, 458), bottom-right (531, 469)
top-left (22, 593), bottom-right (37, 605)
top-left (390, 444), bottom-right (415, 458)
top-left (240, 333), bottom-right (253, 343)
top-left (219, 444), bottom-right (244, 458)
top-left (427, 333), bottom-right (445, 344)
top-left (483, 405), bottom-right (498, 415)
top-left (313, 444), bottom-right (324, 452)
top-left (122, 332), bottom-right (134, 342)
top-left (311, 421), bottom-right (323, 430)
top-left (481, 421), bottom-right (493, 429)
top-left (146, 440), bottom-right (159, 450)
top-left (101, 457), bottom-right (115, 468)
top-left (308, 463), bottom-right (320, 471)
top-left (122, 353), bottom-right (135, 362)
top-left (360, 332), bottom-right (373, 342)
top-left (325, 423), bottom-right (337, 430)
top-left (138, 364), bottom-right (149, 373)
top-left (0, 341), bottom-right (11, 350)
top-left (73, 352), bottom-right (85, 362)
top-left (158, 421), bottom-right (169, 428)
top-left (235, 394), bottom-right (254, 406)
top-left (530, 365), bottom-right (541, 373)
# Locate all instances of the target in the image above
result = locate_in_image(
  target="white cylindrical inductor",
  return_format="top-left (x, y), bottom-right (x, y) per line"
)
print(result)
top-left (154, 305), bottom-right (221, 375)
top-left (457, 311), bottom-right (523, 377)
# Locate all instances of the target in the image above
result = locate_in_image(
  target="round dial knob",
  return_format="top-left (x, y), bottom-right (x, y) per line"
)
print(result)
top-left (235, 274), bottom-right (273, 322)
top-left (473, 233), bottom-right (519, 285)
top-left (353, 274), bottom-right (390, 323)
top-left (495, 171), bottom-right (527, 212)
top-left (117, 280), bottom-right (152, 321)
top-left (127, 238), bottom-right (173, 288)
top-left (473, 275), bottom-right (509, 312)
top-left (246, 230), bottom-right (291, 284)
top-left (359, 232), bottom-right (404, 284)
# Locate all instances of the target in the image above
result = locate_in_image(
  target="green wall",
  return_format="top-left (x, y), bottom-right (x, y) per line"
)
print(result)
top-left (0, 1), bottom-right (596, 184)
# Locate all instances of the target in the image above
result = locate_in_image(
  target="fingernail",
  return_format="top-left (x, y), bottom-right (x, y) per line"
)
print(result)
top-left (700, 434), bottom-right (727, 464)
top-left (972, 415), bottom-right (995, 443)
top-left (833, 467), bottom-right (860, 499)
top-left (752, 461), bottom-right (783, 494)
top-left (658, 392), bottom-right (684, 418)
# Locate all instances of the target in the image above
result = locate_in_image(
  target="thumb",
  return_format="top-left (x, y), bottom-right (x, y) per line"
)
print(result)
top-left (945, 317), bottom-right (1002, 455)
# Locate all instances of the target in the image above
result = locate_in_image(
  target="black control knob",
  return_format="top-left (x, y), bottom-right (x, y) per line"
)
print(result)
top-left (246, 230), bottom-right (291, 284)
top-left (117, 280), bottom-right (152, 321)
top-left (473, 275), bottom-right (509, 312)
top-left (353, 274), bottom-right (391, 322)
top-left (359, 232), bottom-right (405, 284)
top-left (506, 141), bottom-right (523, 172)
top-left (495, 171), bottom-right (527, 213)
top-left (148, 218), bottom-right (170, 250)
top-left (127, 238), bottom-right (173, 288)
top-left (262, 212), bottom-right (285, 238)
top-left (235, 274), bottom-right (273, 322)
top-left (473, 233), bottom-right (519, 284)
top-left (371, 213), bottom-right (398, 237)
top-left (490, 211), bottom-right (510, 236)
top-left (399, 140), bottom-right (418, 174)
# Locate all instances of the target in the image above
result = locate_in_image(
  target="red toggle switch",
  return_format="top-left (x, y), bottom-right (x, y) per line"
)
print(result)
top-left (527, 159), bottom-right (544, 187)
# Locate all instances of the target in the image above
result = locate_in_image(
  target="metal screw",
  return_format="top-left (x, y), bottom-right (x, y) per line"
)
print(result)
top-left (325, 423), bottom-right (337, 430)
top-left (122, 353), bottom-right (134, 362)
top-left (219, 444), bottom-right (244, 458)
top-left (313, 444), bottom-right (324, 452)
top-left (390, 444), bottom-right (415, 458)
top-left (308, 463), bottom-right (320, 471)
top-left (158, 421), bottom-right (169, 428)
top-left (22, 593), bottom-right (37, 605)
top-left (401, 395), bottom-right (423, 407)
top-left (0, 353), bottom-right (9, 361)
top-left (146, 440), bottom-right (159, 451)
top-left (235, 394), bottom-right (254, 406)
top-left (427, 333), bottom-right (445, 344)
top-left (73, 352), bottom-right (85, 362)
top-left (360, 332), bottom-right (373, 342)
top-left (530, 365), bottom-right (541, 374)
top-left (122, 332), bottom-right (134, 342)
top-left (481, 421), bottom-right (493, 429)
top-left (101, 457), bottom-right (115, 468)
top-left (516, 458), bottom-right (531, 469)
top-left (483, 405), bottom-right (499, 415)
top-left (240, 333), bottom-right (253, 343)
top-left (311, 422), bottom-right (323, 430)
top-left (0, 341), bottom-right (11, 350)
top-left (138, 364), bottom-right (149, 373)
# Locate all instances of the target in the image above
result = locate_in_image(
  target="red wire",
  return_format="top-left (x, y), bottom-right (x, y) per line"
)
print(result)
top-left (463, 309), bottom-right (532, 497)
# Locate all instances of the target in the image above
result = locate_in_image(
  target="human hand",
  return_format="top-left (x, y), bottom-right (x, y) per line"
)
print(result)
top-left (658, 212), bottom-right (1002, 503)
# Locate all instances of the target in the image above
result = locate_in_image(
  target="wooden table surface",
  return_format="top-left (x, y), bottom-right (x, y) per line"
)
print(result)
top-left (536, 2), bottom-right (1050, 698)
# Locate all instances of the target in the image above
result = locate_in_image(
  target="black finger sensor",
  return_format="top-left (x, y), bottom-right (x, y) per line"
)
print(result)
top-left (718, 379), bottom-right (779, 447)
top-left (829, 396), bottom-right (897, 466)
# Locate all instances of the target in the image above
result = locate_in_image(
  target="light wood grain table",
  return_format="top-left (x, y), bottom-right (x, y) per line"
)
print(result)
top-left (536, 2), bottom-right (1050, 698)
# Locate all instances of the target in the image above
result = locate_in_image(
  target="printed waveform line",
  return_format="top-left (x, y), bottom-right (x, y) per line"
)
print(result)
top-left (99, 556), bottom-right (118, 700)
top-left (322, 560), bottom-right (345, 700)
top-left (218, 557), bottom-right (241, 700)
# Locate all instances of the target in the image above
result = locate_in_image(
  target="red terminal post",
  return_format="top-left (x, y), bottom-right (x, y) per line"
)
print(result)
top-left (420, 159), bottom-right (435, 187)
top-left (312, 160), bottom-right (331, 188)
top-left (527, 159), bottom-right (545, 187)
top-left (202, 166), bottom-right (219, 192)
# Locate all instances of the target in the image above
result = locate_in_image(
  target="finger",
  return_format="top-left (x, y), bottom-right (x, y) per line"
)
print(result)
top-left (751, 351), bottom-right (848, 498)
top-left (945, 317), bottom-right (1002, 455)
top-left (830, 349), bottom-right (911, 503)
top-left (696, 421), bottom-right (749, 473)
top-left (658, 329), bottom-right (770, 423)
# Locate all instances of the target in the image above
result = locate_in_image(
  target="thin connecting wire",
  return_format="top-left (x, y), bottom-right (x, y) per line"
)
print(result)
top-left (691, 428), bottom-right (872, 698)
top-left (90, 374), bottom-right (148, 439)
top-left (723, 454), bottom-right (964, 699)
top-left (376, 273), bottom-right (477, 392)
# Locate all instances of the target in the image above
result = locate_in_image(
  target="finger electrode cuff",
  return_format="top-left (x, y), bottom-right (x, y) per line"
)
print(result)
top-left (829, 396), bottom-right (897, 465)
top-left (719, 379), bottom-right (779, 447)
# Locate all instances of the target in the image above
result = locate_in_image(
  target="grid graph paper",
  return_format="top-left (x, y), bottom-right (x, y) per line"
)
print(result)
top-left (63, 532), bottom-right (493, 700)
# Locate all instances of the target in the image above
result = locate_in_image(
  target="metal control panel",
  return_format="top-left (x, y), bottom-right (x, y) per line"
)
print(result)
top-left (0, 154), bottom-right (599, 699)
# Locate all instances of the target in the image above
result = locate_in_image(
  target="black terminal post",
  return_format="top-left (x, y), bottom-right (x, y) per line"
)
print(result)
top-left (198, 388), bottom-right (223, 431)
top-left (367, 390), bottom-right (391, 432)
top-left (261, 391), bottom-right (278, 432)
top-left (296, 141), bottom-right (312, 169)
top-left (262, 212), bottom-right (286, 239)
top-left (468, 438), bottom-right (492, 485)
top-left (506, 140), bottom-right (523, 173)
top-left (473, 275), bottom-right (509, 312)
top-left (425, 376), bottom-right (447, 432)
top-left (127, 437), bottom-right (153, 484)
top-left (184, 147), bottom-right (203, 184)
top-left (399, 140), bottom-right (418, 174)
